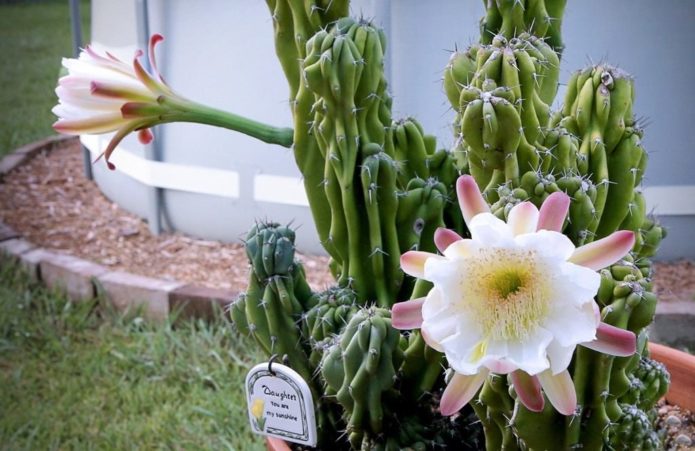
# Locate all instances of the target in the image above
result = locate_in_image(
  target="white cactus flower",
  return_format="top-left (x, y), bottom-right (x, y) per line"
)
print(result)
top-left (392, 175), bottom-right (636, 416)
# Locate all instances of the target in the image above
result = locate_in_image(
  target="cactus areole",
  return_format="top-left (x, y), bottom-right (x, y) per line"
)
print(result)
top-left (53, 0), bottom-right (670, 449)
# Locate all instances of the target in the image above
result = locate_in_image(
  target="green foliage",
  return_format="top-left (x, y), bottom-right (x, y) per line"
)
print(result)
top-left (0, 0), bottom-right (90, 155)
top-left (0, 261), bottom-right (263, 450)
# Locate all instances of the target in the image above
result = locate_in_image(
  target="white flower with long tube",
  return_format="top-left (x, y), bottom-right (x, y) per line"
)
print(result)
top-left (391, 175), bottom-right (637, 416)
top-left (53, 34), bottom-right (176, 169)
top-left (53, 34), bottom-right (295, 170)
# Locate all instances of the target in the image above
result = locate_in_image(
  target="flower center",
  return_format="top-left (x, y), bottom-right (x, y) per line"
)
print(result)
top-left (457, 248), bottom-right (550, 342)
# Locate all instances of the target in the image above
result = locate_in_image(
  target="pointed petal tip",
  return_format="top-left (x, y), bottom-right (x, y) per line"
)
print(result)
top-left (400, 251), bottom-right (434, 279)
top-left (508, 201), bottom-right (540, 236)
top-left (137, 128), bottom-right (154, 145)
top-left (511, 371), bottom-right (544, 412)
top-left (456, 175), bottom-right (489, 224)
top-left (570, 230), bottom-right (636, 270)
top-left (581, 322), bottom-right (636, 357)
top-left (439, 371), bottom-right (487, 416)
top-left (538, 370), bottom-right (577, 416)
top-left (434, 227), bottom-right (462, 253)
top-left (538, 191), bottom-right (570, 232)
top-left (391, 298), bottom-right (425, 330)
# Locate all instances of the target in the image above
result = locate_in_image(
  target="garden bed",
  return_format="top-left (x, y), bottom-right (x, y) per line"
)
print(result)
top-left (0, 139), bottom-right (333, 293)
top-left (0, 139), bottom-right (692, 302)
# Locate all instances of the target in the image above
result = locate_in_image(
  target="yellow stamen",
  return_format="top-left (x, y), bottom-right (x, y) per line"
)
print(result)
top-left (456, 248), bottom-right (551, 342)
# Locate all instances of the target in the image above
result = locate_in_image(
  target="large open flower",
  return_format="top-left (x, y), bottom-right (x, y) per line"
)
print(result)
top-left (53, 34), bottom-right (181, 169)
top-left (392, 175), bottom-right (636, 416)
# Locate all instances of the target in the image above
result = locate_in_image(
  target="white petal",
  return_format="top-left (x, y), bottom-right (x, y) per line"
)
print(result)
top-left (546, 340), bottom-right (575, 374)
top-left (423, 256), bottom-right (458, 288)
top-left (515, 230), bottom-right (575, 262)
top-left (421, 287), bottom-right (448, 321)
top-left (442, 239), bottom-right (479, 260)
top-left (538, 369), bottom-right (577, 416)
top-left (544, 301), bottom-right (598, 347)
top-left (554, 263), bottom-right (602, 307)
top-left (507, 202), bottom-right (540, 236)
top-left (501, 328), bottom-right (553, 375)
top-left (468, 213), bottom-right (514, 247)
top-left (439, 370), bottom-right (488, 416)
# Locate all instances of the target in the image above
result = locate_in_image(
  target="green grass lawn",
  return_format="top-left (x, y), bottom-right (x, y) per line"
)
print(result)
top-left (0, 1), bottom-right (264, 448)
top-left (0, 262), bottom-right (264, 450)
top-left (0, 0), bottom-right (90, 155)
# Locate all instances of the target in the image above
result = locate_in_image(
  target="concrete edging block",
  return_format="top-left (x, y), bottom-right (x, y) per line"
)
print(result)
top-left (97, 271), bottom-right (184, 321)
top-left (169, 284), bottom-right (237, 320)
top-left (39, 253), bottom-right (108, 301)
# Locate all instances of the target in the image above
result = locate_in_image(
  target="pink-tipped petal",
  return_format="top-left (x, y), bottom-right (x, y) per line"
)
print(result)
top-left (90, 81), bottom-right (153, 102)
top-left (93, 119), bottom-right (150, 170)
top-left (511, 370), bottom-right (544, 412)
top-left (133, 53), bottom-right (165, 94)
top-left (400, 251), bottom-right (436, 279)
top-left (391, 298), bottom-right (425, 330)
top-left (148, 34), bottom-right (165, 81)
top-left (434, 227), bottom-right (463, 253)
top-left (569, 230), bottom-right (635, 270)
top-left (456, 175), bottom-right (490, 225)
top-left (538, 369), bottom-right (577, 416)
top-left (440, 370), bottom-right (488, 416)
top-left (537, 192), bottom-right (570, 232)
top-left (581, 322), bottom-right (636, 357)
top-left (507, 201), bottom-right (540, 236)
top-left (52, 112), bottom-right (124, 134)
top-left (138, 128), bottom-right (154, 145)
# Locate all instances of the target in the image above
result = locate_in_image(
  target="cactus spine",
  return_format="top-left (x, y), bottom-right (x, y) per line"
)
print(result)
top-left (227, 1), bottom-right (668, 449)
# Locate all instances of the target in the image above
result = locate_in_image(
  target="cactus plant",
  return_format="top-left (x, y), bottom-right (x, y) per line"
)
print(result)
top-left (53, 0), bottom-right (671, 449)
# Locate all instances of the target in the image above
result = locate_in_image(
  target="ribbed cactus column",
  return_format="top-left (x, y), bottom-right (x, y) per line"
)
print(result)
top-left (230, 1), bottom-right (669, 449)
top-left (440, 2), bottom-right (668, 450)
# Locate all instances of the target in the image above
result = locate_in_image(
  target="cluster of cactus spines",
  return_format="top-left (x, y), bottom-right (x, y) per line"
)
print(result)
top-left (229, 1), bottom-right (669, 449)
top-left (302, 287), bottom-right (359, 366)
top-left (607, 404), bottom-right (661, 451)
top-left (235, 222), bottom-right (315, 384)
top-left (320, 307), bottom-right (403, 449)
top-left (479, 0), bottom-right (567, 56)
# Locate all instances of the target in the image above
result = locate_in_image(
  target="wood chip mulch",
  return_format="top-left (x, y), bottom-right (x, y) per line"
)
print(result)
top-left (0, 140), bottom-right (694, 304)
top-left (0, 140), bottom-right (333, 293)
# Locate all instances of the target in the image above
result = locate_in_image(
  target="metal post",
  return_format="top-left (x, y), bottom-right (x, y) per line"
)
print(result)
top-left (135, 0), bottom-right (163, 234)
top-left (69, 0), bottom-right (94, 181)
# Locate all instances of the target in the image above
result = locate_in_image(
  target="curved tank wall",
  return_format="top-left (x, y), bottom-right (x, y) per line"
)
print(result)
top-left (87, 0), bottom-right (695, 258)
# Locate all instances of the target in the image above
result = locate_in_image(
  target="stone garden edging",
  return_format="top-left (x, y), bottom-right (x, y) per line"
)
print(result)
top-left (0, 136), bottom-right (236, 321)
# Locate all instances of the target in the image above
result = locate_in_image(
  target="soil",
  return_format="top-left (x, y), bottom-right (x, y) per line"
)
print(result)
top-left (1, 139), bottom-right (695, 447)
top-left (0, 140), bottom-right (334, 293)
top-left (657, 400), bottom-right (695, 450)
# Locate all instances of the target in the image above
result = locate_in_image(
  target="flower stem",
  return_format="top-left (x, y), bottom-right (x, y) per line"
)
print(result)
top-left (161, 98), bottom-right (294, 148)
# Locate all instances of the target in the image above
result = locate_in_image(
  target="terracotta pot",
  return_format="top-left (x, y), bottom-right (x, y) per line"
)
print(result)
top-left (266, 437), bottom-right (291, 451)
top-left (648, 342), bottom-right (695, 411)
top-left (266, 343), bottom-right (695, 450)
